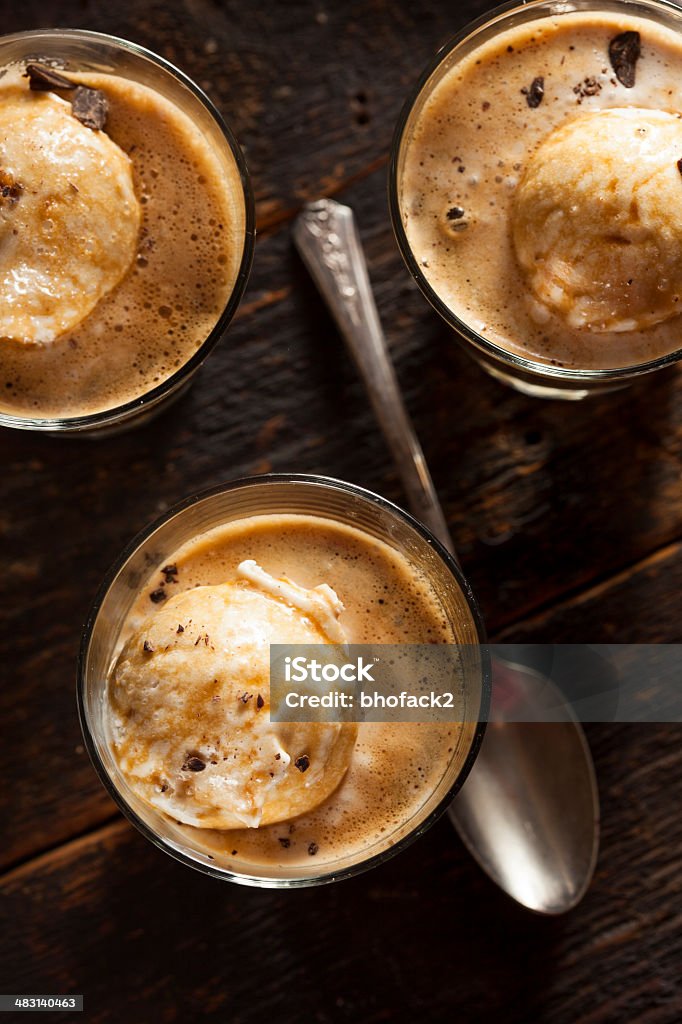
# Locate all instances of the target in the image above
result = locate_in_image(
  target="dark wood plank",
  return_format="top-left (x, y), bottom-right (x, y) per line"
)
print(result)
top-left (1, 722), bottom-right (681, 1024)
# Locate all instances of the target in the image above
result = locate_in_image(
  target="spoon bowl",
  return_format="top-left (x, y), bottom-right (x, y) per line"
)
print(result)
top-left (452, 657), bottom-right (599, 913)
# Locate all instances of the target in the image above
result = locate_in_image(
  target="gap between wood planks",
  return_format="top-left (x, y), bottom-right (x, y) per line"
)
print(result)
top-left (2, 535), bottom-right (681, 887)
top-left (248, 153), bottom-right (389, 240)
top-left (492, 536), bottom-right (682, 641)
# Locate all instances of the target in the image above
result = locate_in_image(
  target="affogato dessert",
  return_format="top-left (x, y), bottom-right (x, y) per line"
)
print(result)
top-left (399, 7), bottom-right (682, 370)
top-left (105, 511), bottom-right (469, 875)
top-left (0, 44), bottom-right (248, 422)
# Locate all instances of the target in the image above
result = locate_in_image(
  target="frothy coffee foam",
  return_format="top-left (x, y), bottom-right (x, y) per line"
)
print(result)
top-left (111, 514), bottom-right (474, 874)
top-left (400, 11), bottom-right (682, 369)
top-left (0, 69), bottom-right (245, 418)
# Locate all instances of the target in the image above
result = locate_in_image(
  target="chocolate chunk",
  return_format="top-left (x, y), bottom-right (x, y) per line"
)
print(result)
top-left (150, 587), bottom-right (167, 604)
top-left (71, 85), bottom-right (108, 131)
top-left (523, 76), bottom-right (545, 108)
top-left (0, 170), bottom-right (22, 205)
top-left (176, 624), bottom-right (184, 634)
top-left (231, 849), bottom-right (238, 856)
top-left (446, 206), bottom-right (465, 221)
top-left (677, 158), bottom-right (682, 177)
top-left (25, 63), bottom-right (75, 91)
top-left (294, 754), bottom-right (310, 773)
top-left (609, 31), bottom-right (640, 88)
top-left (182, 755), bottom-right (206, 772)
top-left (256, 694), bottom-right (264, 709)
top-left (143, 639), bottom-right (154, 653)
top-left (278, 837), bottom-right (291, 848)
top-left (308, 842), bottom-right (319, 856)
top-left (160, 783), bottom-right (168, 793)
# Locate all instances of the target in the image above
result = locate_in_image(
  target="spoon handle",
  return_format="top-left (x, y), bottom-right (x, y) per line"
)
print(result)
top-left (293, 198), bottom-right (457, 562)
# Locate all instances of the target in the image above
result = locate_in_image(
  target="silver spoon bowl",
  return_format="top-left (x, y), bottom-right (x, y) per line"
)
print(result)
top-left (293, 198), bottom-right (599, 914)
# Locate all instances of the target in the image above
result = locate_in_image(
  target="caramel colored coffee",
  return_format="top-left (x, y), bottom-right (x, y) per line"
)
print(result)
top-left (0, 69), bottom-right (245, 418)
top-left (110, 514), bottom-right (469, 873)
top-left (400, 10), bottom-right (682, 370)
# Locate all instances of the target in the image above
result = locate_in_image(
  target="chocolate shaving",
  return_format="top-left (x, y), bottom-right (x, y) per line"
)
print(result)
top-left (677, 158), bottom-right (682, 177)
top-left (0, 170), bottom-right (22, 205)
top-left (308, 842), bottom-right (319, 856)
top-left (256, 694), bottom-right (264, 709)
top-left (239, 692), bottom-right (253, 704)
top-left (150, 587), bottom-right (167, 604)
top-left (446, 206), bottom-right (465, 221)
top-left (573, 76), bottom-right (602, 100)
top-left (143, 639), bottom-right (155, 653)
top-left (523, 76), bottom-right (545, 108)
top-left (25, 63), bottom-right (75, 91)
top-left (176, 624), bottom-right (184, 634)
top-left (278, 837), bottom-right (291, 848)
top-left (161, 564), bottom-right (178, 583)
top-left (609, 31), bottom-right (640, 88)
top-left (71, 85), bottom-right (108, 131)
top-left (294, 754), bottom-right (310, 773)
top-left (182, 755), bottom-right (206, 772)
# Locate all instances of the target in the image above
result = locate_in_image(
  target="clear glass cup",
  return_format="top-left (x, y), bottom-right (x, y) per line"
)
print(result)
top-left (78, 474), bottom-right (490, 887)
top-left (389, 0), bottom-right (682, 400)
top-left (0, 29), bottom-right (255, 434)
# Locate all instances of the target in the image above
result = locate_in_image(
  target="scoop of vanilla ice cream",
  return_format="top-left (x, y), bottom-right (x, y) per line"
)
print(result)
top-left (108, 562), bottom-right (357, 830)
top-left (512, 108), bottom-right (682, 333)
top-left (0, 81), bottom-right (140, 344)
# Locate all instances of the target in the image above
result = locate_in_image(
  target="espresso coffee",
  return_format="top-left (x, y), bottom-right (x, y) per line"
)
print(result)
top-left (0, 66), bottom-right (245, 419)
top-left (399, 10), bottom-right (682, 370)
top-left (107, 513), bottom-right (469, 873)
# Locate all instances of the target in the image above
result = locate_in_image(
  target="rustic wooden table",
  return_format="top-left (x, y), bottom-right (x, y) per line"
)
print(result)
top-left (2, 1), bottom-right (681, 1021)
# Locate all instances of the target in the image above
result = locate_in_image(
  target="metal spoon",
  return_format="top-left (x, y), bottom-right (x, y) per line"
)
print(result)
top-left (293, 198), bottom-right (599, 914)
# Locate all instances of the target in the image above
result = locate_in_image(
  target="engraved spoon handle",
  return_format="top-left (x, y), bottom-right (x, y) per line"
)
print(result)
top-left (293, 198), bottom-right (457, 562)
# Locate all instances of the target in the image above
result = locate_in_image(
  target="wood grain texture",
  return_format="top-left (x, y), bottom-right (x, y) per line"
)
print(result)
top-left (1, 0), bottom-right (681, 1019)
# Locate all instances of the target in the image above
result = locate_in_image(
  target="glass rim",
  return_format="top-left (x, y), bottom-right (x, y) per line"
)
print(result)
top-left (77, 472), bottom-right (491, 887)
top-left (388, 0), bottom-right (682, 384)
top-left (0, 27), bottom-right (255, 433)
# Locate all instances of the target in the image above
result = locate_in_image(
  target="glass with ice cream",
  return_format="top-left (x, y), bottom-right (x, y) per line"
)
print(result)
top-left (78, 475), bottom-right (489, 886)
top-left (0, 30), bottom-right (254, 433)
top-left (390, 0), bottom-right (682, 398)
